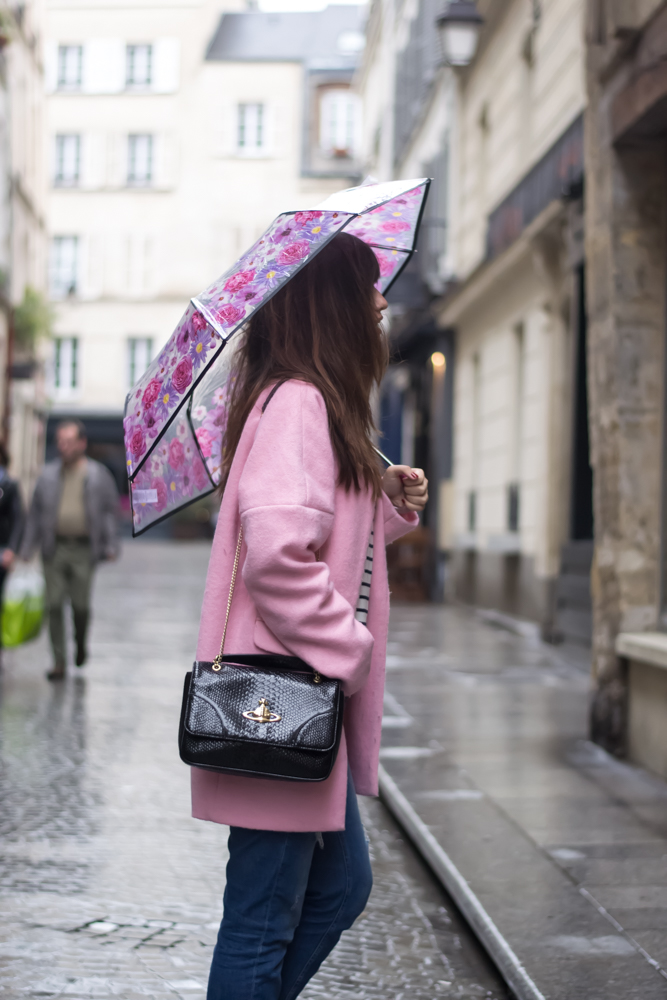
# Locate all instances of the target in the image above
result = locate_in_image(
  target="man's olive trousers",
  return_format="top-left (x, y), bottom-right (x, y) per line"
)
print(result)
top-left (43, 538), bottom-right (94, 667)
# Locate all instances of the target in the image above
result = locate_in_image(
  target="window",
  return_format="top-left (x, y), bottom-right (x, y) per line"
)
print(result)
top-left (54, 337), bottom-right (79, 392)
top-left (57, 45), bottom-right (83, 89)
top-left (319, 89), bottom-right (359, 157)
top-left (128, 337), bottom-right (153, 387)
top-left (127, 135), bottom-right (153, 186)
top-left (507, 483), bottom-right (520, 532)
top-left (422, 140), bottom-right (449, 292)
top-left (50, 236), bottom-right (78, 298)
top-left (507, 323), bottom-right (525, 533)
top-left (468, 352), bottom-right (481, 535)
top-left (54, 135), bottom-right (80, 186)
top-left (468, 490), bottom-right (477, 532)
top-left (126, 44), bottom-right (152, 87)
top-left (237, 104), bottom-right (264, 151)
top-left (337, 31), bottom-right (365, 54)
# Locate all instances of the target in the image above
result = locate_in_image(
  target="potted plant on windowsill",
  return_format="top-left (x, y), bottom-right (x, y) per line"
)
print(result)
top-left (12, 286), bottom-right (53, 378)
top-left (0, 10), bottom-right (14, 50)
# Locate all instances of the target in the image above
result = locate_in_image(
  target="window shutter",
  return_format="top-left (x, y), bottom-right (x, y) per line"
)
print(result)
top-left (271, 103), bottom-right (285, 155)
top-left (153, 133), bottom-right (178, 189)
top-left (44, 41), bottom-right (58, 93)
top-left (107, 133), bottom-right (126, 188)
top-left (82, 39), bottom-right (125, 94)
top-left (152, 39), bottom-right (180, 93)
top-left (219, 103), bottom-right (235, 156)
top-left (80, 234), bottom-right (103, 300)
top-left (81, 132), bottom-right (106, 189)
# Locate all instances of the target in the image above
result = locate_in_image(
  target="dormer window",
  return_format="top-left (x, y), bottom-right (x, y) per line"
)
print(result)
top-left (319, 89), bottom-right (360, 159)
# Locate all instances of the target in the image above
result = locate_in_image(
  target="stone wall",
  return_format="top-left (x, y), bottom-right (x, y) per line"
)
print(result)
top-left (585, 4), bottom-right (667, 752)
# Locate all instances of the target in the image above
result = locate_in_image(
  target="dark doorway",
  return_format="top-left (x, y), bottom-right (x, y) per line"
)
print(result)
top-left (552, 263), bottom-right (594, 645)
top-left (571, 264), bottom-right (594, 540)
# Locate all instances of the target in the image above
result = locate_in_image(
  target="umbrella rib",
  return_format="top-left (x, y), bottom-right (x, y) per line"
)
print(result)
top-left (365, 243), bottom-right (413, 253)
top-left (320, 180), bottom-right (427, 218)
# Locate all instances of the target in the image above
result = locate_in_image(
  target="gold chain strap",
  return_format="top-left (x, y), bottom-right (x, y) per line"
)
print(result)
top-left (209, 384), bottom-right (288, 674)
top-left (212, 526), bottom-right (244, 672)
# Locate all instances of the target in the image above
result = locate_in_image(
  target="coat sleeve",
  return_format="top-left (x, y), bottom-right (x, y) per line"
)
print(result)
top-left (6, 481), bottom-right (25, 553)
top-left (97, 464), bottom-right (120, 559)
top-left (238, 382), bottom-right (374, 696)
top-left (19, 479), bottom-right (42, 560)
top-left (381, 492), bottom-right (419, 545)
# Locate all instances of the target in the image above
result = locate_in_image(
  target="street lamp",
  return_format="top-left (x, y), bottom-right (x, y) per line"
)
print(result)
top-left (436, 1), bottom-right (484, 67)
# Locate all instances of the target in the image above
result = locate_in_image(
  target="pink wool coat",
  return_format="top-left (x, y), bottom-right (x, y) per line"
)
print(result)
top-left (191, 379), bottom-right (418, 832)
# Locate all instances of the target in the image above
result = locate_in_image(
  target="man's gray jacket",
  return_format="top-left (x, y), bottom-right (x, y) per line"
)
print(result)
top-left (21, 458), bottom-right (120, 563)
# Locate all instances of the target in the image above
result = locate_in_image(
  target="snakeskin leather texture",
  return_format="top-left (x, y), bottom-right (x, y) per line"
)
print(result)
top-left (178, 654), bottom-right (344, 782)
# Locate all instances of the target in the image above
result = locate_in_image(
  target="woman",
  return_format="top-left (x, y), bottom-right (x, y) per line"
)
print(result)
top-left (194, 232), bottom-right (428, 1000)
top-left (0, 442), bottom-right (24, 663)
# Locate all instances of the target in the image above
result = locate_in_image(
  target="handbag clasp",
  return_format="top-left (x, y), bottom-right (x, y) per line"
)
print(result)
top-left (243, 698), bottom-right (281, 723)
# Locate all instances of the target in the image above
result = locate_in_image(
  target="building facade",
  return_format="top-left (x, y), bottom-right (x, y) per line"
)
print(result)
top-left (44, 0), bottom-right (364, 491)
top-left (359, 0), bottom-right (590, 637)
top-left (0, 1), bottom-right (48, 497)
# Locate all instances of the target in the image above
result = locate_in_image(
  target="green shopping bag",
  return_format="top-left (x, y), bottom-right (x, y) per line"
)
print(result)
top-left (2, 567), bottom-right (44, 647)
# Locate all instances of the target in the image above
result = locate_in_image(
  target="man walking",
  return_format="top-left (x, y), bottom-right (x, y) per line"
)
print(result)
top-left (21, 420), bottom-right (119, 680)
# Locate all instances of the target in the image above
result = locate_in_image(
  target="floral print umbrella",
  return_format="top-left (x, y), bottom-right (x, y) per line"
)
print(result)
top-left (124, 177), bottom-right (430, 535)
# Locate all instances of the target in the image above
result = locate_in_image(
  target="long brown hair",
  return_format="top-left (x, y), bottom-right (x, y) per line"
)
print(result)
top-left (220, 232), bottom-right (388, 496)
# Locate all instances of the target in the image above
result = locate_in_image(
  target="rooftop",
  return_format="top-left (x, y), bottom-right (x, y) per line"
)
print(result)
top-left (206, 5), bottom-right (366, 70)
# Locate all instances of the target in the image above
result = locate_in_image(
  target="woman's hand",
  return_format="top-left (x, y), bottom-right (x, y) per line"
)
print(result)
top-left (381, 465), bottom-right (428, 512)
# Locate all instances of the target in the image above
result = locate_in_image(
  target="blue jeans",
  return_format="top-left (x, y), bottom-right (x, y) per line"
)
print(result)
top-left (207, 772), bottom-right (373, 1000)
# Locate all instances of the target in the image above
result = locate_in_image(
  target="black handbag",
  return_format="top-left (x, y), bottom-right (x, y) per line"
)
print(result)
top-left (178, 525), bottom-right (345, 782)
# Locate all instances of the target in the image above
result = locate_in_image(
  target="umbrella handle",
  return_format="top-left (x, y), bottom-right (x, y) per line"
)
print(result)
top-left (373, 446), bottom-right (394, 468)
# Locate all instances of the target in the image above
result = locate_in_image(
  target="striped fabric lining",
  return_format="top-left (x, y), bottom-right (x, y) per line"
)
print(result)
top-left (355, 530), bottom-right (374, 625)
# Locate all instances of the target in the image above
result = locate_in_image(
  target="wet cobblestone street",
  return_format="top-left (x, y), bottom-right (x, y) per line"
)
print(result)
top-left (0, 542), bottom-right (506, 1000)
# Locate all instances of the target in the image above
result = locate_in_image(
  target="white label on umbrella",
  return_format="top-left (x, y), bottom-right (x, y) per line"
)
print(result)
top-left (133, 489), bottom-right (158, 504)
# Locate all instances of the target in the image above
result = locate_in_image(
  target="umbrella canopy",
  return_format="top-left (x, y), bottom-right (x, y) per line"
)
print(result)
top-left (124, 177), bottom-right (430, 535)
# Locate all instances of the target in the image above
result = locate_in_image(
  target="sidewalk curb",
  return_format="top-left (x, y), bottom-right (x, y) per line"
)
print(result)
top-left (378, 765), bottom-right (546, 1000)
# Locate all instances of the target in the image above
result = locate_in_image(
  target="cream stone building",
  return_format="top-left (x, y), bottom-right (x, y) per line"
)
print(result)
top-left (45, 0), bottom-right (365, 489)
top-left (0, 1), bottom-right (48, 496)
top-left (359, 0), bottom-right (590, 638)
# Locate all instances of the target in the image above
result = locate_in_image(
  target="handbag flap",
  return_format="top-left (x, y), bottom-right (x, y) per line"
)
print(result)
top-left (185, 658), bottom-right (341, 752)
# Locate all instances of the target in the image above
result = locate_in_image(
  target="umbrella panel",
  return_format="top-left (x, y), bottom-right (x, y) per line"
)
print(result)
top-left (129, 406), bottom-right (216, 535)
top-left (194, 210), bottom-right (354, 338)
top-left (373, 247), bottom-right (410, 292)
top-left (188, 340), bottom-right (239, 484)
top-left (124, 302), bottom-right (223, 479)
top-left (343, 181), bottom-right (428, 254)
